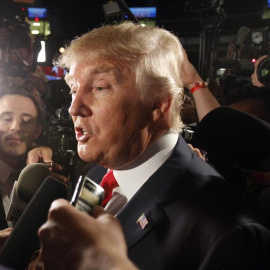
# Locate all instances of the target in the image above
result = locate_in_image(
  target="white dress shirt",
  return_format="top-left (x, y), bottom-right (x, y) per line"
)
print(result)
top-left (105, 131), bottom-right (179, 215)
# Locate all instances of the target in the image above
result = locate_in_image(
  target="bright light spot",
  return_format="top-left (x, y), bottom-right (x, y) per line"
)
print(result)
top-left (31, 30), bottom-right (40, 35)
top-left (37, 41), bottom-right (46, 62)
top-left (33, 22), bottom-right (40, 26)
top-left (59, 47), bottom-right (65, 54)
top-left (252, 58), bottom-right (256, 63)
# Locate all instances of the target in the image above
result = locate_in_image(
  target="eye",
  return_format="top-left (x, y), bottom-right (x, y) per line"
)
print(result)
top-left (21, 116), bottom-right (35, 125)
top-left (92, 85), bottom-right (112, 98)
top-left (1, 115), bottom-right (12, 122)
top-left (69, 85), bottom-right (77, 96)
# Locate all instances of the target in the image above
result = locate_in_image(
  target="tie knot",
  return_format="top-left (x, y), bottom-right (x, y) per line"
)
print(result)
top-left (100, 170), bottom-right (119, 207)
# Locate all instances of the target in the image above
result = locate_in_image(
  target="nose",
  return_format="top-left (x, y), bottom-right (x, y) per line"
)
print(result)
top-left (10, 119), bottom-right (21, 132)
top-left (68, 90), bottom-right (92, 117)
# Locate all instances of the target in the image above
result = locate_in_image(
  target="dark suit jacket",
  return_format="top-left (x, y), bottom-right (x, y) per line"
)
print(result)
top-left (87, 135), bottom-right (270, 270)
top-left (0, 197), bottom-right (7, 230)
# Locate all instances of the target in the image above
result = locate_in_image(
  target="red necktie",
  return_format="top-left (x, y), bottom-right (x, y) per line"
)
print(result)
top-left (100, 170), bottom-right (119, 207)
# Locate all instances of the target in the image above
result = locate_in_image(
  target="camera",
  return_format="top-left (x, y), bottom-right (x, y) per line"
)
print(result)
top-left (217, 26), bottom-right (270, 88)
top-left (43, 78), bottom-right (78, 182)
top-left (47, 106), bottom-right (77, 167)
top-left (256, 57), bottom-right (270, 86)
top-left (45, 78), bottom-right (76, 163)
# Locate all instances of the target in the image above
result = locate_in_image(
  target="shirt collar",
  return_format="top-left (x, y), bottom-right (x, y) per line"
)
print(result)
top-left (114, 131), bottom-right (179, 200)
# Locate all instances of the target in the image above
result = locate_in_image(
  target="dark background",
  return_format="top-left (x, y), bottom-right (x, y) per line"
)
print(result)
top-left (37, 0), bottom-right (269, 69)
top-left (1, 0), bottom-right (269, 74)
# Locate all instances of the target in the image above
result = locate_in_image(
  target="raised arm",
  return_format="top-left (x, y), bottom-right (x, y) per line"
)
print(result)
top-left (180, 48), bottom-right (220, 121)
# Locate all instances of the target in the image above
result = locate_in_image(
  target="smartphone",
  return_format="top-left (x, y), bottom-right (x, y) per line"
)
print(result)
top-left (70, 175), bottom-right (104, 214)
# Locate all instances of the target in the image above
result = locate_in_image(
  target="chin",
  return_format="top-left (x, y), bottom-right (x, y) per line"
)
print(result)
top-left (5, 147), bottom-right (27, 157)
top-left (78, 148), bottom-right (98, 163)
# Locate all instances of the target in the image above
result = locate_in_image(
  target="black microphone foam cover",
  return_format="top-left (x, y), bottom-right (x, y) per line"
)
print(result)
top-left (0, 176), bottom-right (67, 270)
top-left (16, 163), bottom-right (51, 203)
top-left (195, 106), bottom-right (270, 170)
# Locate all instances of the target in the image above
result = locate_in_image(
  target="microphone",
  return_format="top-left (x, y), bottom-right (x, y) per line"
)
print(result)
top-left (0, 166), bottom-right (67, 270)
top-left (6, 163), bottom-right (51, 223)
top-left (195, 106), bottom-right (270, 171)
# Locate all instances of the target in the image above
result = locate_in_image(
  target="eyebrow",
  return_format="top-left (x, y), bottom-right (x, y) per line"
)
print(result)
top-left (0, 112), bottom-right (14, 117)
top-left (0, 112), bottom-right (37, 118)
top-left (92, 66), bottom-right (123, 82)
top-left (65, 65), bottom-right (123, 85)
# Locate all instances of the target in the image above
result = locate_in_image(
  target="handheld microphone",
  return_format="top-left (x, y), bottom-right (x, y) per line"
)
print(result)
top-left (0, 166), bottom-right (67, 270)
top-left (6, 163), bottom-right (51, 223)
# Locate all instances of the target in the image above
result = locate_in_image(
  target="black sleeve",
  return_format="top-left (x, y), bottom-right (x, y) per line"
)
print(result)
top-left (199, 223), bottom-right (270, 270)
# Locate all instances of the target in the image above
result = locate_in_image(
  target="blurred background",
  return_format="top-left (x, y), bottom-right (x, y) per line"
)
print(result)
top-left (1, 0), bottom-right (269, 82)
top-left (1, 0), bottom-right (270, 180)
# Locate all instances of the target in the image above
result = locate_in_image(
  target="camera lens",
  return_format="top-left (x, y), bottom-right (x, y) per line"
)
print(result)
top-left (256, 57), bottom-right (270, 86)
top-left (60, 107), bottom-right (72, 123)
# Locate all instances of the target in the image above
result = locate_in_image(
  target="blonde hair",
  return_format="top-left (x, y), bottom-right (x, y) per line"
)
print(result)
top-left (55, 22), bottom-right (184, 132)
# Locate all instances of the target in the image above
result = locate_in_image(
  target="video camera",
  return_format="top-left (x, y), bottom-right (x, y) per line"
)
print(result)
top-left (256, 56), bottom-right (270, 86)
top-left (213, 26), bottom-right (270, 86)
top-left (45, 79), bottom-right (78, 175)
top-left (236, 27), bottom-right (270, 86)
top-left (240, 27), bottom-right (270, 63)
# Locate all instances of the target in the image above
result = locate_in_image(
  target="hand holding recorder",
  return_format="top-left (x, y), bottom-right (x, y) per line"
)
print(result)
top-left (32, 197), bottom-right (138, 270)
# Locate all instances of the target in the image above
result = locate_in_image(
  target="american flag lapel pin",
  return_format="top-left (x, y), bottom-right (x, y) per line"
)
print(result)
top-left (136, 213), bottom-right (149, 229)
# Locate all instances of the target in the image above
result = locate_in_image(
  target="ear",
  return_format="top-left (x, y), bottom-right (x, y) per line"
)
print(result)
top-left (33, 124), bottom-right (42, 140)
top-left (152, 96), bottom-right (172, 122)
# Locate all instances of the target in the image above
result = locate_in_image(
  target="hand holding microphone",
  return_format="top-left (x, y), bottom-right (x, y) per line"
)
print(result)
top-left (32, 199), bottom-right (138, 270)
top-left (26, 146), bottom-right (68, 183)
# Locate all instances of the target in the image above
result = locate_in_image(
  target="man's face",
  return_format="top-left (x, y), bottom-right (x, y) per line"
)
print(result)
top-left (68, 60), bottom-right (155, 169)
top-left (0, 95), bottom-right (41, 159)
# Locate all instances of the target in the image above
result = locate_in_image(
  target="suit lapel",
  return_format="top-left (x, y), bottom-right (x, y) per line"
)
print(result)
top-left (117, 136), bottom-right (193, 249)
top-left (117, 182), bottom-right (166, 249)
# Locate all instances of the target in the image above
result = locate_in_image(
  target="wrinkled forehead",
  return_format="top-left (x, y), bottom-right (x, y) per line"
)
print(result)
top-left (65, 56), bottom-right (132, 83)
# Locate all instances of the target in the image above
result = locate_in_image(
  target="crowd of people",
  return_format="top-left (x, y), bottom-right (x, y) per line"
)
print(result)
top-left (0, 21), bottom-right (269, 269)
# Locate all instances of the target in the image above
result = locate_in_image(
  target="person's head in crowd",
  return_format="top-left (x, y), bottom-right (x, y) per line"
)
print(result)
top-left (55, 22), bottom-right (184, 169)
top-left (223, 84), bottom-right (270, 124)
top-left (0, 85), bottom-right (42, 169)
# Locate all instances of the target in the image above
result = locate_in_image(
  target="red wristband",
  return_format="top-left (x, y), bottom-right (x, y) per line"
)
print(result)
top-left (190, 82), bottom-right (207, 94)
